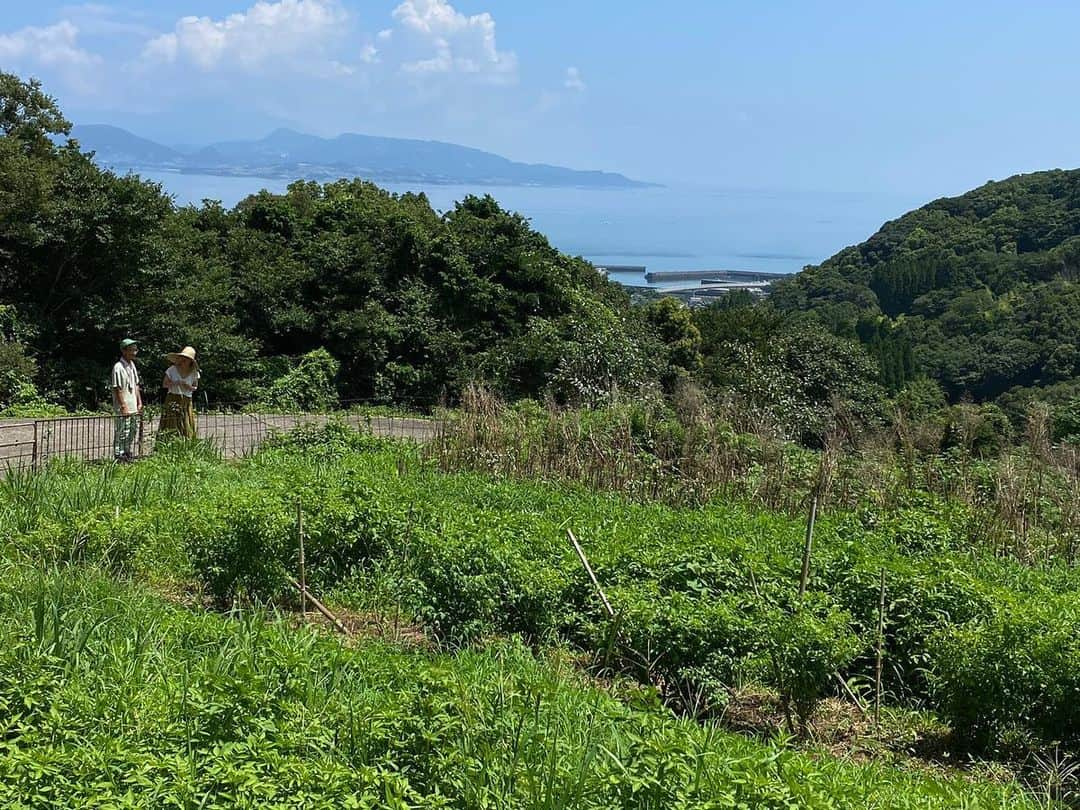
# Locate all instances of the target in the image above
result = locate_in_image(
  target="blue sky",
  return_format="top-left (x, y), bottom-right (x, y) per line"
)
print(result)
top-left (2, 0), bottom-right (1079, 196)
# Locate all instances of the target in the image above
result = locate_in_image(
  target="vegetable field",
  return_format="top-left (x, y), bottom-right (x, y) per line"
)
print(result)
top-left (0, 428), bottom-right (1073, 806)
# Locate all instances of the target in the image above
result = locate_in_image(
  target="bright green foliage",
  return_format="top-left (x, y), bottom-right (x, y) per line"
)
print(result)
top-left (931, 594), bottom-right (1080, 755)
top-left (0, 565), bottom-right (1036, 808)
top-left (750, 603), bottom-right (862, 731)
top-left (263, 348), bottom-right (341, 412)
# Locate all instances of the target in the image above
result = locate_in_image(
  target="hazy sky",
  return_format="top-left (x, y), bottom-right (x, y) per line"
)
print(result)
top-left (2, 0), bottom-right (1079, 196)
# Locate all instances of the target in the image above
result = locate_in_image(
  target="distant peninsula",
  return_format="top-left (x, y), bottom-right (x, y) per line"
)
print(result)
top-left (71, 124), bottom-right (657, 190)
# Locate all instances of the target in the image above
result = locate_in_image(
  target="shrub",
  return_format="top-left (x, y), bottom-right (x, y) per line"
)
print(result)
top-left (0, 357), bottom-right (65, 418)
top-left (186, 495), bottom-right (293, 604)
top-left (262, 348), bottom-right (340, 412)
top-left (263, 420), bottom-right (387, 456)
top-left (1054, 397), bottom-right (1080, 444)
top-left (930, 596), bottom-right (1080, 754)
top-left (750, 602), bottom-right (862, 732)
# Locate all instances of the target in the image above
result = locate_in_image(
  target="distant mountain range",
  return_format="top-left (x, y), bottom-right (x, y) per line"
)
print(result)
top-left (71, 124), bottom-right (655, 189)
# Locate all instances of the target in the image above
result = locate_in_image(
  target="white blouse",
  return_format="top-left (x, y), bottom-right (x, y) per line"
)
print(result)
top-left (165, 365), bottom-right (200, 398)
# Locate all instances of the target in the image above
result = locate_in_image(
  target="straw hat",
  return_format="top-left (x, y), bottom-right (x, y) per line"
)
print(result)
top-left (166, 346), bottom-right (199, 371)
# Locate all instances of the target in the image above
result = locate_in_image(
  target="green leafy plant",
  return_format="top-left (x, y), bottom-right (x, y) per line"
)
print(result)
top-left (262, 348), bottom-right (341, 412)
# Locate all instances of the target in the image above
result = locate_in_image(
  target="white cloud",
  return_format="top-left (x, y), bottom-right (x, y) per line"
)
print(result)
top-left (390, 0), bottom-right (517, 83)
top-left (564, 66), bottom-right (585, 92)
top-left (0, 21), bottom-right (103, 92)
top-left (142, 0), bottom-right (348, 72)
top-left (0, 1), bottom-right (534, 141)
top-left (0, 21), bottom-right (101, 70)
top-left (135, 0), bottom-right (516, 93)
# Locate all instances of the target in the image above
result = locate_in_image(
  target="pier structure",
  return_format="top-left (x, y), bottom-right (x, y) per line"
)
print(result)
top-left (644, 269), bottom-right (788, 284)
top-left (593, 262), bottom-right (788, 306)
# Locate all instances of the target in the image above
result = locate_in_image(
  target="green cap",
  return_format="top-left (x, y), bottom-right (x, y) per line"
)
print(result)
top-left (119, 338), bottom-right (138, 349)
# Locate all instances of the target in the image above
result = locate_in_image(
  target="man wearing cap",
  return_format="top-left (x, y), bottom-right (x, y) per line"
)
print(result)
top-left (111, 339), bottom-right (142, 462)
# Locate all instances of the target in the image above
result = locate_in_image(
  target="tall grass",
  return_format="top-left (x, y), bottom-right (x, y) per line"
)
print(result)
top-left (428, 387), bottom-right (1080, 562)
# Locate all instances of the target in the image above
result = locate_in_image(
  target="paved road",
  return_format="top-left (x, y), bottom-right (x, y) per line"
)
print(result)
top-left (0, 412), bottom-right (442, 471)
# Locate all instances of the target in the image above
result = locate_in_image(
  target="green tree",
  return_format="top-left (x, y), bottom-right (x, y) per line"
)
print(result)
top-left (642, 297), bottom-right (702, 390)
top-left (0, 73), bottom-right (69, 154)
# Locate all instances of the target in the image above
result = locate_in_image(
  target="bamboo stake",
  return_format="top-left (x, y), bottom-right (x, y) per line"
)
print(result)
top-left (874, 567), bottom-right (886, 728)
top-left (286, 576), bottom-right (348, 635)
top-left (567, 529), bottom-right (614, 618)
top-left (748, 566), bottom-right (762, 600)
top-left (834, 672), bottom-right (869, 718)
top-left (297, 498), bottom-right (307, 618)
top-left (798, 495), bottom-right (818, 601)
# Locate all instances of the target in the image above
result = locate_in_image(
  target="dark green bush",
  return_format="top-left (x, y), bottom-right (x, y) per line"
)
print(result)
top-left (931, 596), bottom-right (1080, 754)
top-left (186, 495), bottom-right (292, 604)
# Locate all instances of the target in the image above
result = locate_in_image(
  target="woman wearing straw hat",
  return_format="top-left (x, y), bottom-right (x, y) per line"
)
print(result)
top-left (159, 346), bottom-right (201, 439)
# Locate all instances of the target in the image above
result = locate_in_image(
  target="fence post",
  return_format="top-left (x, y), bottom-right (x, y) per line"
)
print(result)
top-left (874, 568), bottom-right (887, 728)
top-left (297, 498), bottom-right (307, 618)
top-left (567, 529), bottom-right (615, 618)
top-left (798, 494), bottom-right (818, 601)
top-left (31, 420), bottom-right (40, 471)
top-left (137, 411), bottom-right (146, 458)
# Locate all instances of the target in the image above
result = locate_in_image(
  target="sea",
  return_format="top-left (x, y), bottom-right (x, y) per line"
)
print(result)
top-left (138, 170), bottom-right (926, 288)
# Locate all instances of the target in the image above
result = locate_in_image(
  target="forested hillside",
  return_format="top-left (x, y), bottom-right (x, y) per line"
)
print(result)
top-left (772, 170), bottom-right (1080, 410)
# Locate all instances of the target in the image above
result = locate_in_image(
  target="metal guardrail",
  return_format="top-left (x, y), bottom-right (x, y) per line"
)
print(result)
top-left (0, 405), bottom-right (443, 474)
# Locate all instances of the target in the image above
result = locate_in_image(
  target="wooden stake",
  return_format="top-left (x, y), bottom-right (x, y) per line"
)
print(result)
top-left (874, 567), bottom-right (886, 727)
top-left (834, 672), bottom-right (869, 718)
top-left (297, 498), bottom-right (307, 618)
top-left (567, 529), bottom-right (614, 618)
top-left (287, 576), bottom-right (348, 635)
top-left (798, 495), bottom-right (818, 601)
top-left (748, 566), bottom-right (762, 600)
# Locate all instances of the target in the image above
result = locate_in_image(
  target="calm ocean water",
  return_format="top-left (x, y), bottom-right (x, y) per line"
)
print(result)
top-left (138, 170), bottom-right (925, 288)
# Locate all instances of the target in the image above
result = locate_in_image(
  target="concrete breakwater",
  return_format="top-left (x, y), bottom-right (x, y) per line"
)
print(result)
top-left (644, 269), bottom-right (789, 283)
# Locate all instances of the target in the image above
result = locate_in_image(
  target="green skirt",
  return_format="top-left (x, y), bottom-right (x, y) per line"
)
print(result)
top-left (159, 394), bottom-right (196, 439)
